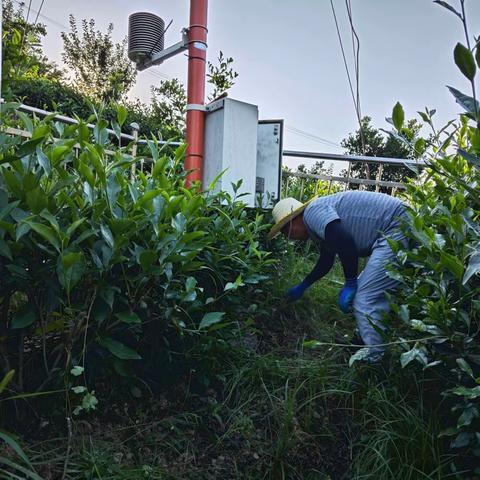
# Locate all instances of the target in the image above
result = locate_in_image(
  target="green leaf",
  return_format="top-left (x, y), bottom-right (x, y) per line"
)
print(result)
top-left (392, 102), bottom-right (405, 130)
top-left (152, 156), bottom-right (169, 178)
top-left (147, 140), bottom-right (159, 161)
top-left (11, 304), bottom-right (36, 329)
top-left (451, 386), bottom-right (480, 399)
top-left (440, 251), bottom-right (464, 279)
top-left (50, 145), bottom-right (70, 165)
top-left (457, 358), bottom-right (474, 378)
top-left (464, 250), bottom-right (480, 284)
top-left (115, 311), bottom-right (142, 325)
top-left (172, 213), bottom-right (186, 233)
top-left (66, 218), bottom-right (86, 239)
top-left (451, 432), bottom-right (473, 449)
top-left (72, 386), bottom-right (87, 394)
top-left (57, 252), bottom-right (85, 294)
top-left (199, 312), bottom-right (225, 330)
top-left (0, 430), bottom-right (35, 470)
top-left (476, 44), bottom-right (480, 70)
top-left (86, 145), bottom-right (106, 185)
top-left (447, 86), bottom-right (480, 116)
top-left (17, 137), bottom-right (44, 158)
top-left (0, 239), bottom-right (13, 260)
top-left (61, 251), bottom-right (83, 269)
top-left (117, 105), bottom-right (128, 127)
top-left (458, 148), bottom-right (480, 168)
top-left (433, 0), bottom-right (462, 19)
top-left (70, 366), bottom-right (84, 377)
top-left (137, 189), bottom-right (162, 207)
top-left (185, 277), bottom-right (197, 291)
top-left (23, 221), bottom-right (60, 251)
top-left (414, 138), bottom-right (426, 155)
top-left (100, 224), bottom-right (114, 248)
top-left (348, 347), bottom-right (372, 366)
top-left (111, 121), bottom-right (122, 141)
top-left (17, 111), bottom-right (33, 133)
top-left (454, 43), bottom-right (476, 81)
top-left (400, 345), bottom-right (428, 368)
top-left (139, 250), bottom-right (157, 270)
top-left (457, 406), bottom-right (478, 428)
top-left (100, 337), bottom-right (142, 360)
top-left (36, 145), bottom-right (51, 175)
top-left (78, 159), bottom-right (95, 187)
top-left (26, 187), bottom-right (48, 214)
top-left (0, 370), bottom-right (15, 394)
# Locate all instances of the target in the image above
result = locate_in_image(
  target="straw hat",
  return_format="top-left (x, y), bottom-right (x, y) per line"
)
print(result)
top-left (268, 197), bottom-right (309, 240)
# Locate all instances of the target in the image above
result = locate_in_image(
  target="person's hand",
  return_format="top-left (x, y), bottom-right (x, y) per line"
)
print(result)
top-left (338, 278), bottom-right (358, 313)
top-left (286, 281), bottom-right (309, 301)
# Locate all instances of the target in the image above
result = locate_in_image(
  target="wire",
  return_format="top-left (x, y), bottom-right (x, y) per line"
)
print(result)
top-left (32, 0), bottom-right (46, 29)
top-left (329, 0), bottom-right (357, 123)
top-left (24, 0), bottom-right (32, 24)
top-left (148, 19), bottom-right (173, 55)
top-left (13, 0), bottom-right (67, 30)
top-left (330, 0), bottom-right (369, 188)
top-left (345, 0), bottom-right (365, 156)
top-left (285, 125), bottom-right (341, 149)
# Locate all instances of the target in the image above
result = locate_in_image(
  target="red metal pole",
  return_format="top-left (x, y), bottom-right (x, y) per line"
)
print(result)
top-left (185, 0), bottom-right (208, 187)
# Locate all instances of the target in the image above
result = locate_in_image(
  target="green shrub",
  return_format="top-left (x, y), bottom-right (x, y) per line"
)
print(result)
top-left (384, 26), bottom-right (480, 475)
top-left (0, 104), bottom-right (274, 418)
top-left (10, 77), bottom-right (180, 141)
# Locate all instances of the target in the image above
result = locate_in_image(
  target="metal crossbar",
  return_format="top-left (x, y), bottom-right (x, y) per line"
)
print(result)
top-left (8, 102), bottom-right (422, 197)
top-left (283, 149), bottom-right (426, 166)
top-left (282, 170), bottom-right (405, 189)
top-left (15, 103), bottom-right (182, 147)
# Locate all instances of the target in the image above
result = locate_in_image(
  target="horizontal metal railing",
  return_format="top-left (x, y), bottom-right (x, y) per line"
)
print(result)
top-left (281, 149), bottom-right (426, 198)
top-left (282, 149), bottom-right (426, 166)
top-left (5, 102), bottom-right (425, 197)
top-left (15, 103), bottom-right (182, 147)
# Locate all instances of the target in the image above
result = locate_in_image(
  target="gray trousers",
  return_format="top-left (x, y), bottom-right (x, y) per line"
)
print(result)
top-left (352, 217), bottom-right (407, 359)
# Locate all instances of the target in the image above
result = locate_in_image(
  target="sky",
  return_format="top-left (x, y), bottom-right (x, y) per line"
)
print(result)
top-left (14, 0), bottom-right (480, 171)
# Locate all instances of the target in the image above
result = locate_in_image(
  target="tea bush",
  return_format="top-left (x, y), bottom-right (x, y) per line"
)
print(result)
top-left (385, 3), bottom-right (480, 473)
top-left (0, 103), bottom-right (274, 418)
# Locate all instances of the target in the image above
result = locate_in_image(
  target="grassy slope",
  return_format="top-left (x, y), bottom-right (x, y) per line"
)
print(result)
top-left (10, 244), bottom-right (448, 480)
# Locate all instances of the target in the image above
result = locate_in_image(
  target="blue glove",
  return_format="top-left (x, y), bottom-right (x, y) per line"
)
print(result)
top-left (286, 280), bottom-right (310, 302)
top-left (338, 278), bottom-right (358, 313)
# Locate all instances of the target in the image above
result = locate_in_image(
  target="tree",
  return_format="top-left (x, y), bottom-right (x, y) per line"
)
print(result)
top-left (340, 116), bottom-right (422, 186)
top-left (61, 16), bottom-right (136, 103)
top-left (1, 0), bottom-right (63, 97)
top-left (150, 79), bottom-right (187, 141)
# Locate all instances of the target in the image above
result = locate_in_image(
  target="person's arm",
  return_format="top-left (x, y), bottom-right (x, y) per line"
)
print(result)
top-left (324, 220), bottom-right (358, 279)
top-left (323, 220), bottom-right (359, 313)
top-left (286, 248), bottom-right (335, 301)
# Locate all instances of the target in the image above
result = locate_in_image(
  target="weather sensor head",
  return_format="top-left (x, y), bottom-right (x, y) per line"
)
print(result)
top-left (128, 12), bottom-right (165, 66)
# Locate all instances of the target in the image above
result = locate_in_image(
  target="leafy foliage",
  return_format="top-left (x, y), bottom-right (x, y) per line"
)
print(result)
top-left (385, 4), bottom-right (480, 470)
top-left (150, 79), bottom-right (187, 141)
top-left (207, 51), bottom-right (239, 101)
top-left (61, 15), bottom-right (137, 102)
top-left (0, 105), bottom-right (273, 419)
top-left (282, 161), bottom-right (341, 202)
top-left (340, 116), bottom-right (422, 187)
top-left (1, 0), bottom-right (63, 99)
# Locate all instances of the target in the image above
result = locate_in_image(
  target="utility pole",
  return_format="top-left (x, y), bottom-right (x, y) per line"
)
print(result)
top-left (185, 0), bottom-right (208, 187)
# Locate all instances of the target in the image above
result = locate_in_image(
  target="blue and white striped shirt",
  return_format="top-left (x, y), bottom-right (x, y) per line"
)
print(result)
top-left (303, 191), bottom-right (405, 257)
